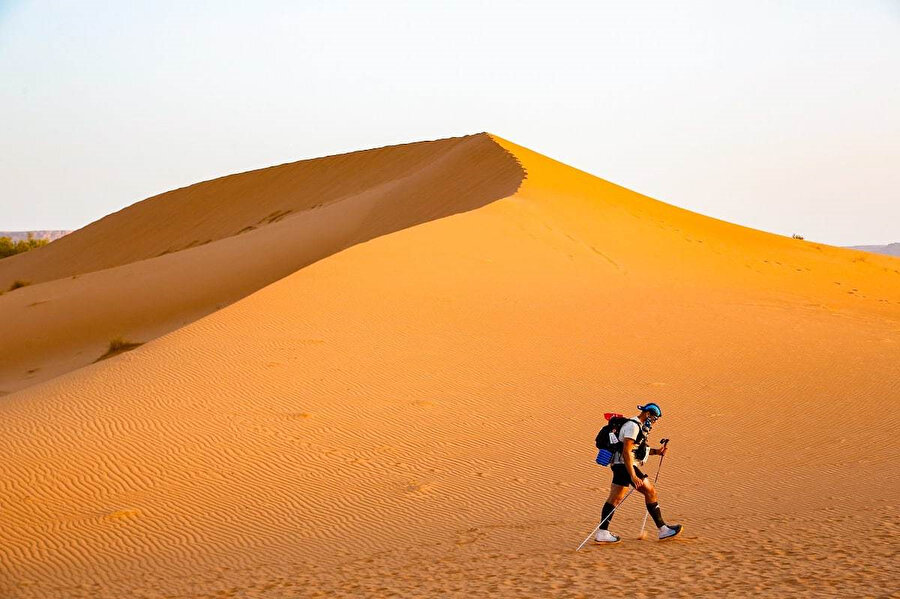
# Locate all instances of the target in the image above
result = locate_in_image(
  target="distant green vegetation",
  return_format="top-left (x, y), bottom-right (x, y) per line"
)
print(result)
top-left (0, 235), bottom-right (49, 259)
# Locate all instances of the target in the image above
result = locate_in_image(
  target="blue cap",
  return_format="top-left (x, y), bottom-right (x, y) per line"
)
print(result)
top-left (638, 403), bottom-right (662, 418)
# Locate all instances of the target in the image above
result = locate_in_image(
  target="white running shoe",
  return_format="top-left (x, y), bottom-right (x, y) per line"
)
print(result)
top-left (594, 529), bottom-right (621, 544)
top-left (658, 524), bottom-right (684, 540)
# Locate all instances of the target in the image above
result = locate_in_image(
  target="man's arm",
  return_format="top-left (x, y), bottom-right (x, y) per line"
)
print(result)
top-left (622, 438), bottom-right (644, 489)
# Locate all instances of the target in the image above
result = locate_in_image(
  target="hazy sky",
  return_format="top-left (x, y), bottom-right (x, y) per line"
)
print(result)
top-left (1, 1), bottom-right (898, 245)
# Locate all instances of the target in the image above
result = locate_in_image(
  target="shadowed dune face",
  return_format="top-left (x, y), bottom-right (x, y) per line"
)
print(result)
top-left (1, 135), bottom-right (898, 597)
top-left (0, 134), bottom-right (524, 393)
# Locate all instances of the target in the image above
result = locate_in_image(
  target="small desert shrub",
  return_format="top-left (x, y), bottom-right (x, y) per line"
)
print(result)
top-left (96, 337), bottom-right (143, 362)
top-left (791, 234), bottom-right (804, 240)
top-left (0, 235), bottom-right (49, 259)
top-left (8, 280), bottom-right (31, 291)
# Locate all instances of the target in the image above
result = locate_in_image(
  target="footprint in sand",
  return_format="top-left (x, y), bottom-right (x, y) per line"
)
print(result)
top-left (105, 508), bottom-right (141, 521)
top-left (282, 412), bottom-right (313, 420)
top-left (455, 527), bottom-right (484, 546)
top-left (405, 481), bottom-right (434, 494)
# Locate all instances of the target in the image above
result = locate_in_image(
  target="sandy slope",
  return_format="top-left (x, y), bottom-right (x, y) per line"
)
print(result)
top-left (0, 134), bottom-right (523, 394)
top-left (1, 135), bottom-right (898, 598)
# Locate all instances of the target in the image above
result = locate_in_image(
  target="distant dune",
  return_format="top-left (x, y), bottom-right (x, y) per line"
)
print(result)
top-left (0, 134), bottom-right (897, 598)
top-left (0, 230), bottom-right (70, 242)
top-left (846, 242), bottom-right (900, 257)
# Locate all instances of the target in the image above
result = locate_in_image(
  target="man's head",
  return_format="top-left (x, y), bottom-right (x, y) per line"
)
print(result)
top-left (637, 402), bottom-right (662, 425)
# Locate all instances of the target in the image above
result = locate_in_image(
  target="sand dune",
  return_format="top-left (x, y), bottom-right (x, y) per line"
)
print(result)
top-left (848, 242), bottom-right (900, 257)
top-left (0, 134), bottom-right (523, 394)
top-left (1, 134), bottom-right (898, 597)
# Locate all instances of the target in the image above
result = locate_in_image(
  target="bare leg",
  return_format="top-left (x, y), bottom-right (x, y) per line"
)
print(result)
top-left (636, 478), bottom-right (668, 529)
top-left (606, 483), bottom-right (630, 506)
top-left (636, 478), bottom-right (658, 504)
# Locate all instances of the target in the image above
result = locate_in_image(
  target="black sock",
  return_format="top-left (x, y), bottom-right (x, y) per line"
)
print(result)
top-left (600, 502), bottom-right (616, 530)
top-left (646, 502), bottom-right (666, 529)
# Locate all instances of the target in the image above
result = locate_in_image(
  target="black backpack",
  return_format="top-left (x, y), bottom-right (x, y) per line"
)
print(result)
top-left (594, 416), bottom-right (645, 466)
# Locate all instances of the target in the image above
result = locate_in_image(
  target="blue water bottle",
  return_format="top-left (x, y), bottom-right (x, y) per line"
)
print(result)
top-left (595, 448), bottom-right (612, 466)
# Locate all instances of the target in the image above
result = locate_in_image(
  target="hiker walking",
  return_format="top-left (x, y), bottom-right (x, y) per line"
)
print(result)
top-left (593, 403), bottom-right (683, 543)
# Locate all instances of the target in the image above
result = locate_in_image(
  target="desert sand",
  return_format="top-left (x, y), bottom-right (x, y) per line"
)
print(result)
top-left (1, 134), bottom-right (898, 598)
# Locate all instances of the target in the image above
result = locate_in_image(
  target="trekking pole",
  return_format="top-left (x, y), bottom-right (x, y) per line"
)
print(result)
top-left (638, 438), bottom-right (669, 539)
top-left (575, 488), bottom-right (635, 551)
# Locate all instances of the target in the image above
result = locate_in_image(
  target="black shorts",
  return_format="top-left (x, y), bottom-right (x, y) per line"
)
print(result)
top-left (611, 464), bottom-right (647, 487)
